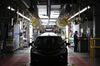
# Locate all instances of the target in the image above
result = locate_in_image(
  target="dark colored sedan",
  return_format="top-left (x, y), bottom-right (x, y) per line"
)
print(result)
top-left (30, 32), bottom-right (69, 65)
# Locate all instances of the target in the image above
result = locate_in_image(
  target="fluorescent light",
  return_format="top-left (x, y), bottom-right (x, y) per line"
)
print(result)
top-left (7, 6), bottom-right (10, 9)
top-left (41, 22), bottom-right (48, 25)
top-left (22, 0), bottom-right (29, 8)
top-left (51, 5), bottom-right (61, 9)
top-left (66, 26), bottom-right (69, 42)
top-left (50, 14), bottom-right (59, 18)
top-left (40, 19), bottom-right (48, 23)
top-left (29, 25), bottom-right (33, 43)
top-left (50, 10), bottom-right (60, 18)
top-left (7, 6), bottom-right (31, 21)
top-left (48, 22), bottom-right (56, 25)
top-left (37, 5), bottom-right (47, 8)
top-left (49, 19), bottom-right (57, 22)
top-left (41, 22), bottom-right (56, 25)
top-left (39, 15), bottom-right (48, 18)
top-left (38, 9), bottom-right (47, 15)
top-left (37, 5), bottom-right (47, 18)
top-left (81, 28), bottom-right (83, 33)
top-left (68, 6), bottom-right (91, 20)
top-left (17, 12), bottom-right (31, 21)
top-left (7, 6), bottom-right (15, 11)
top-left (40, 18), bottom-right (49, 25)
top-left (51, 10), bottom-right (60, 14)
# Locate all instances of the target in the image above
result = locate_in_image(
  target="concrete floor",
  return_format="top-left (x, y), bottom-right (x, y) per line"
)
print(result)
top-left (0, 47), bottom-right (99, 66)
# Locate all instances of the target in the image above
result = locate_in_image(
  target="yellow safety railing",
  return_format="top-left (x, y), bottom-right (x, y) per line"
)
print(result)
top-left (89, 38), bottom-right (100, 65)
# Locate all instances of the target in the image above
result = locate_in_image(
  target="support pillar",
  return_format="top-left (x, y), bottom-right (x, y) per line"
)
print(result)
top-left (94, 2), bottom-right (100, 57)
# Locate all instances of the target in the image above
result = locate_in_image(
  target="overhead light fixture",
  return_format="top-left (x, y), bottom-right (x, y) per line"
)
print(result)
top-left (37, 5), bottom-right (47, 18)
top-left (49, 19), bottom-right (57, 22)
top-left (38, 9), bottom-right (47, 15)
top-left (7, 6), bottom-right (31, 21)
top-left (51, 5), bottom-right (61, 9)
top-left (7, 6), bottom-right (15, 11)
top-left (17, 12), bottom-right (31, 21)
top-left (41, 19), bottom-right (48, 23)
top-left (68, 6), bottom-right (91, 20)
top-left (48, 22), bottom-right (56, 25)
top-left (50, 14), bottom-right (59, 18)
top-left (41, 22), bottom-right (48, 25)
top-left (39, 15), bottom-right (48, 19)
top-left (50, 11), bottom-right (60, 18)
top-left (21, 0), bottom-right (29, 8)
top-left (37, 5), bottom-right (47, 8)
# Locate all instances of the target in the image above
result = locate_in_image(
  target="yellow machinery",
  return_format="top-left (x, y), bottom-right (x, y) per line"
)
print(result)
top-left (56, 16), bottom-right (69, 28)
top-left (89, 38), bottom-right (100, 65)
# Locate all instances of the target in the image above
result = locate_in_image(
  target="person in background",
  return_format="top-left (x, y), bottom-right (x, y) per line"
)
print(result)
top-left (74, 31), bottom-right (79, 52)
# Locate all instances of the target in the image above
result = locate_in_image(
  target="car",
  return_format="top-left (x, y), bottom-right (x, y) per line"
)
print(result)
top-left (30, 32), bottom-right (69, 65)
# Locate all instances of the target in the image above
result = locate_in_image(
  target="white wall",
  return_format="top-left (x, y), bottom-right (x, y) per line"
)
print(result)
top-left (73, 24), bottom-right (80, 34)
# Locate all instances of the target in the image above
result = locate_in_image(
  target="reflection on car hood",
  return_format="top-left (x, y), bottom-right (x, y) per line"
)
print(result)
top-left (31, 47), bottom-right (67, 56)
top-left (40, 32), bottom-right (57, 36)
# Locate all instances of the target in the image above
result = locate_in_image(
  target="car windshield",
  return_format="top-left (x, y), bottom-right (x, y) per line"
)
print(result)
top-left (34, 36), bottom-right (64, 49)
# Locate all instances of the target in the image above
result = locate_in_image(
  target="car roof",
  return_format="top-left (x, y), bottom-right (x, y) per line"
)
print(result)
top-left (40, 32), bottom-right (57, 36)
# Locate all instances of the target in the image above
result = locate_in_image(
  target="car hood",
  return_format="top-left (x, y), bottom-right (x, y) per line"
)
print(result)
top-left (31, 46), bottom-right (67, 56)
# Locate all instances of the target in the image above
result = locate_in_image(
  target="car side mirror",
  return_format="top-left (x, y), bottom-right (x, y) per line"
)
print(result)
top-left (66, 43), bottom-right (70, 45)
top-left (29, 41), bottom-right (34, 46)
top-left (29, 43), bottom-right (32, 46)
top-left (64, 41), bottom-right (70, 45)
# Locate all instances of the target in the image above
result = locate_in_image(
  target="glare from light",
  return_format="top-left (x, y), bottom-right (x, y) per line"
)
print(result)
top-left (20, 21), bottom-right (22, 30)
top-left (8, 6), bottom-right (10, 9)
top-left (81, 28), bottom-right (83, 33)
top-left (29, 25), bottom-right (33, 43)
top-left (66, 26), bottom-right (69, 42)
top-left (17, 12), bottom-right (31, 21)
top-left (68, 6), bottom-right (91, 20)
top-left (7, 6), bottom-right (15, 11)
